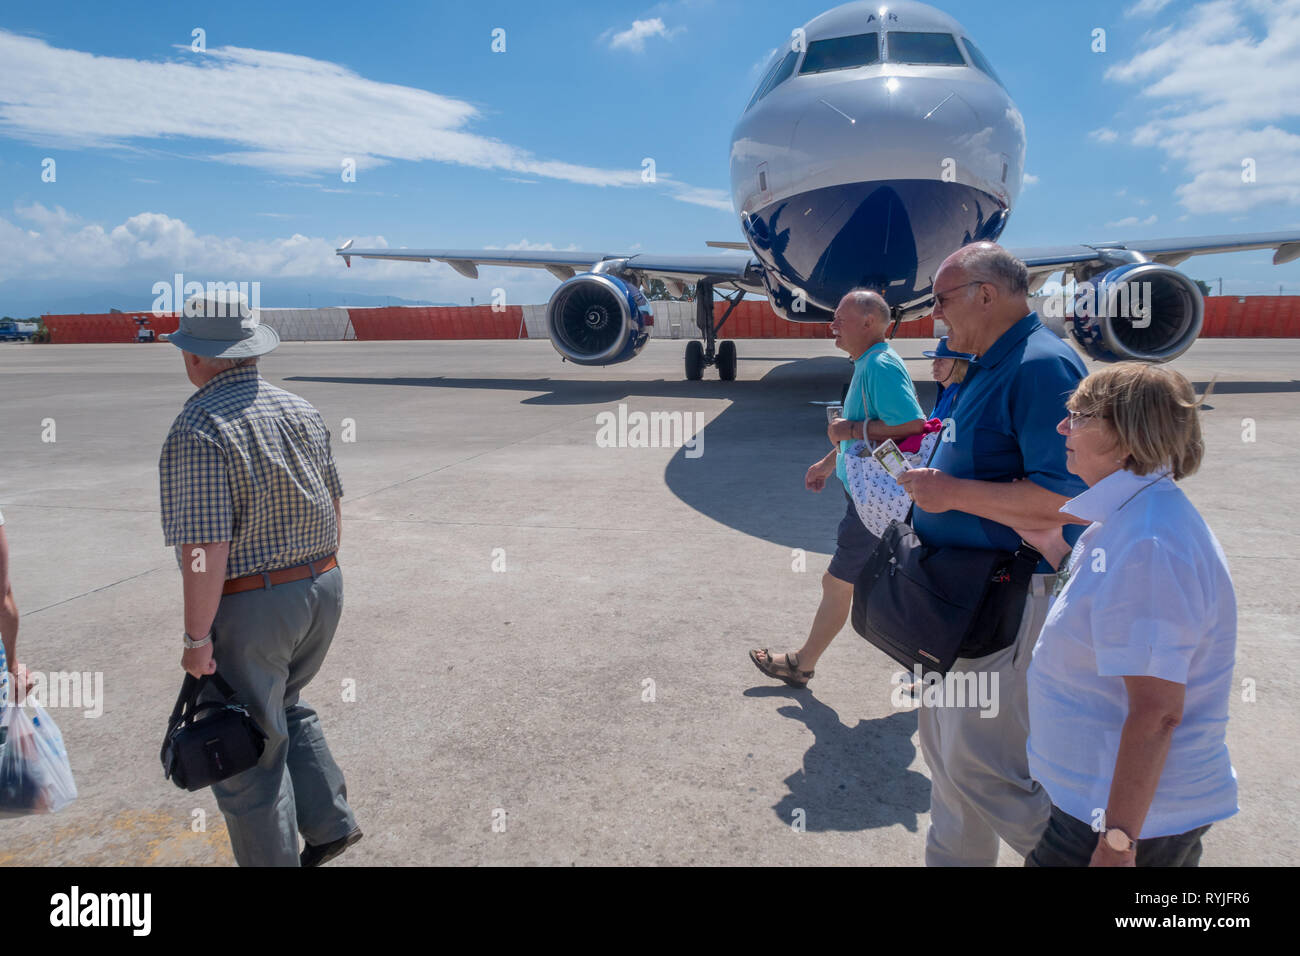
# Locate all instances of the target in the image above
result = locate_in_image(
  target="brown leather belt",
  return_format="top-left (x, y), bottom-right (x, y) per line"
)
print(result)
top-left (223, 554), bottom-right (338, 595)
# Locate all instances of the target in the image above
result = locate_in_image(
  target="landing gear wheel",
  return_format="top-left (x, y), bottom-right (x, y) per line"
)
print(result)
top-left (685, 340), bottom-right (704, 381)
top-left (717, 340), bottom-right (737, 381)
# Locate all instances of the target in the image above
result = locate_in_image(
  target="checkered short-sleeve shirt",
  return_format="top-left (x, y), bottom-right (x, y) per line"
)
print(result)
top-left (159, 365), bottom-right (344, 579)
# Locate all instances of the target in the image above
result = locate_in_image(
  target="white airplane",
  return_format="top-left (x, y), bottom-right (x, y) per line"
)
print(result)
top-left (338, 0), bottom-right (1300, 380)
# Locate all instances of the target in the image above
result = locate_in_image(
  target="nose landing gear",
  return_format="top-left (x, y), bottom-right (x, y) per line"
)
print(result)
top-left (685, 279), bottom-right (743, 381)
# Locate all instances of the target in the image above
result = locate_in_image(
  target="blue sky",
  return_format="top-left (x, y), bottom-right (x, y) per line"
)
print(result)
top-left (2, 0), bottom-right (1298, 311)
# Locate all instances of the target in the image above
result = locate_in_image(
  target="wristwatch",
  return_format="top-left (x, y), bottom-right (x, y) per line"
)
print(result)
top-left (183, 631), bottom-right (213, 650)
top-left (1103, 826), bottom-right (1136, 852)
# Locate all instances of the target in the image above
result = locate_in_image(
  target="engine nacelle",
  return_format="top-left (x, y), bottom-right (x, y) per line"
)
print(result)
top-left (1068, 263), bottom-right (1204, 363)
top-left (545, 273), bottom-right (652, 365)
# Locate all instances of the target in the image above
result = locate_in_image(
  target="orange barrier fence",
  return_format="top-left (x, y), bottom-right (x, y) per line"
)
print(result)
top-left (1200, 296), bottom-right (1300, 337)
top-left (36, 296), bottom-right (1300, 343)
top-left (712, 300), bottom-right (938, 337)
top-left (347, 306), bottom-right (526, 340)
top-left (41, 312), bottom-right (177, 344)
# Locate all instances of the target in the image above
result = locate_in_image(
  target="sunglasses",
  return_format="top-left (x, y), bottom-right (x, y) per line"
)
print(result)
top-left (933, 280), bottom-right (984, 309)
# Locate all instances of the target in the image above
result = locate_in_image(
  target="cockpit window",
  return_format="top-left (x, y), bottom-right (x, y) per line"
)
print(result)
top-left (763, 49), bottom-right (801, 97)
top-left (961, 37), bottom-right (1006, 89)
top-left (747, 48), bottom-right (800, 109)
top-left (746, 54), bottom-right (785, 111)
top-left (886, 32), bottom-right (966, 66)
top-left (798, 33), bottom-right (880, 75)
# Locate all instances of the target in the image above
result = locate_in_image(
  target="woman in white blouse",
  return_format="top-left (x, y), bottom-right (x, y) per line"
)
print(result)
top-left (1014, 363), bottom-right (1237, 866)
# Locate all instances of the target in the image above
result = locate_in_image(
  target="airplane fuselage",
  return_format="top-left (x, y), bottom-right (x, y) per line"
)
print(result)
top-left (730, 0), bottom-right (1026, 321)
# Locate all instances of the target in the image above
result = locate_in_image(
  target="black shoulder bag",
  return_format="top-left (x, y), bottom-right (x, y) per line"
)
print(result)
top-left (851, 512), bottom-right (1042, 675)
top-left (160, 672), bottom-right (267, 791)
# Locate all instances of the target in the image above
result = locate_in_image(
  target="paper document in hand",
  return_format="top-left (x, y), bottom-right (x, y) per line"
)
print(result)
top-left (871, 439), bottom-right (911, 481)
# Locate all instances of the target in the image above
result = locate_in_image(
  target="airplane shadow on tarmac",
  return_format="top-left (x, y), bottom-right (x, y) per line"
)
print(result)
top-left (744, 687), bottom-right (930, 833)
top-left (288, 354), bottom-right (940, 554)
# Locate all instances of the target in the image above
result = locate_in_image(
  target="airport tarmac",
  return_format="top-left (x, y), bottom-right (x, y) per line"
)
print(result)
top-left (0, 336), bottom-right (1296, 866)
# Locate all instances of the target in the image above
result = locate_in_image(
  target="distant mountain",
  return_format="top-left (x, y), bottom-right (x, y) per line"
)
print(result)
top-left (0, 279), bottom-right (457, 317)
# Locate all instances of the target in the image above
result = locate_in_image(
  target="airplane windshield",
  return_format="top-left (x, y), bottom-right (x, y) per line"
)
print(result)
top-left (747, 48), bottom-right (801, 109)
top-left (961, 36), bottom-right (1007, 89)
top-left (886, 32), bottom-right (966, 66)
top-left (746, 54), bottom-right (785, 111)
top-left (798, 33), bottom-right (880, 75)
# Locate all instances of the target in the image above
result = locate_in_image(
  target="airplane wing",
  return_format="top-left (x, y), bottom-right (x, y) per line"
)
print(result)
top-left (1010, 231), bottom-right (1300, 279)
top-left (336, 242), bottom-right (759, 289)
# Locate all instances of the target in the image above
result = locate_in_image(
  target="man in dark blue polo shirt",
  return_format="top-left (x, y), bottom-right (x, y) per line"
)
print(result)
top-left (898, 242), bottom-right (1088, 866)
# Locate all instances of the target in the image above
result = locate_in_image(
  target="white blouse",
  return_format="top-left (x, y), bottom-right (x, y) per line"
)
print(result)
top-left (1026, 467), bottom-right (1239, 838)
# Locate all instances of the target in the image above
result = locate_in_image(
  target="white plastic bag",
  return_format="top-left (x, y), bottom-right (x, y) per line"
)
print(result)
top-left (842, 431), bottom-right (941, 537)
top-left (0, 700), bottom-right (78, 818)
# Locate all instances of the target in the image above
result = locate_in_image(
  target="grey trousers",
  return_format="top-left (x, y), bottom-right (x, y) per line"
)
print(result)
top-left (917, 576), bottom-right (1054, 866)
top-left (1026, 804), bottom-right (1211, 867)
top-left (200, 565), bottom-right (355, 866)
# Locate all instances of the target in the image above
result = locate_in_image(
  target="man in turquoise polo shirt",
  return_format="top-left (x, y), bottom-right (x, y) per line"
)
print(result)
top-left (750, 290), bottom-right (925, 687)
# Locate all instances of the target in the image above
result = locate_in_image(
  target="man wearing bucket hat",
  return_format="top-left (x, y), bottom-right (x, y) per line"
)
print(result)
top-left (159, 289), bottom-right (360, 867)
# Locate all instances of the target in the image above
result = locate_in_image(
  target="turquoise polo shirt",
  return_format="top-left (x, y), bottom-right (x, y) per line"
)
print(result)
top-left (836, 341), bottom-right (925, 486)
top-left (912, 312), bottom-right (1089, 572)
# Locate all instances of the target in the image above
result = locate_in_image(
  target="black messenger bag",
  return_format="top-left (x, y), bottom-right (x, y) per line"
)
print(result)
top-left (160, 672), bottom-right (267, 791)
top-left (851, 517), bottom-right (1042, 676)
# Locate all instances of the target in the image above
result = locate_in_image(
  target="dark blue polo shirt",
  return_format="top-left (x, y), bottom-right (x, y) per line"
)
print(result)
top-left (913, 312), bottom-right (1088, 573)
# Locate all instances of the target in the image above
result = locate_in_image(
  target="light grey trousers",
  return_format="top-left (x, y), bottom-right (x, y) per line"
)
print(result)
top-left (199, 565), bottom-right (355, 866)
top-left (917, 577), bottom-right (1054, 866)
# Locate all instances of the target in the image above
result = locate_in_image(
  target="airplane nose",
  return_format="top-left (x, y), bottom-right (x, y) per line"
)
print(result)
top-left (884, 74), bottom-right (981, 126)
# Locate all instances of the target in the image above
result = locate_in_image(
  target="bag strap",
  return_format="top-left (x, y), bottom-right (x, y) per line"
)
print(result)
top-left (1009, 541), bottom-right (1043, 583)
top-left (165, 671), bottom-right (243, 734)
top-left (859, 369), bottom-right (871, 451)
top-left (166, 673), bottom-right (201, 735)
top-left (206, 671), bottom-right (240, 702)
top-left (901, 427), bottom-right (944, 525)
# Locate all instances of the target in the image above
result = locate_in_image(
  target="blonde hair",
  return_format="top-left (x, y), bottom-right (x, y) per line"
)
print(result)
top-left (951, 358), bottom-right (969, 384)
top-left (1067, 363), bottom-right (1204, 480)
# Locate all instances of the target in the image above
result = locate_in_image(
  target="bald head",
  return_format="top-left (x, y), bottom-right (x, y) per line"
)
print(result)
top-left (943, 242), bottom-right (1030, 298)
top-left (841, 289), bottom-right (890, 324)
top-left (830, 288), bottom-right (890, 357)
top-left (933, 242), bottom-right (1031, 354)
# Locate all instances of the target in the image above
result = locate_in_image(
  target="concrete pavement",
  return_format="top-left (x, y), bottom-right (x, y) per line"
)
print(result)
top-left (0, 337), bottom-right (1295, 865)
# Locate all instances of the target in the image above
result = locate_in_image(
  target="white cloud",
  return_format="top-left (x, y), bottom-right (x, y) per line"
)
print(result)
top-left (601, 18), bottom-right (684, 53)
top-left (0, 201), bottom-right (386, 282)
top-left (0, 205), bottom-right (690, 310)
top-left (1022, 173), bottom-right (1040, 186)
top-left (1100, 0), bottom-right (1300, 213)
top-left (1089, 127), bottom-right (1120, 143)
top-left (1125, 0), bottom-right (1175, 17)
top-left (657, 182), bottom-right (731, 210)
top-left (1104, 214), bottom-right (1159, 229)
top-left (0, 203), bottom-right (583, 304)
top-left (0, 30), bottom-right (722, 208)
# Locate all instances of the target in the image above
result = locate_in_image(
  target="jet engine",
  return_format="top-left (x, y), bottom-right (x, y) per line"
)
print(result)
top-left (545, 273), bottom-right (652, 365)
top-left (1069, 262), bottom-right (1204, 362)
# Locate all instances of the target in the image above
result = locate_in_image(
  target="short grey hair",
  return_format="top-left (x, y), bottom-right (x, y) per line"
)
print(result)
top-left (842, 288), bottom-right (890, 323)
top-left (192, 354), bottom-right (258, 371)
top-left (952, 242), bottom-right (1030, 296)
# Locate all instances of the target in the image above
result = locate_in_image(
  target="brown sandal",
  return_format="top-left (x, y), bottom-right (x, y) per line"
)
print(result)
top-left (749, 648), bottom-right (814, 688)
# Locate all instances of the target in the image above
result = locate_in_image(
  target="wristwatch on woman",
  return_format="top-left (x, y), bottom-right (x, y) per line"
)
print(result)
top-left (1103, 826), bottom-right (1136, 852)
